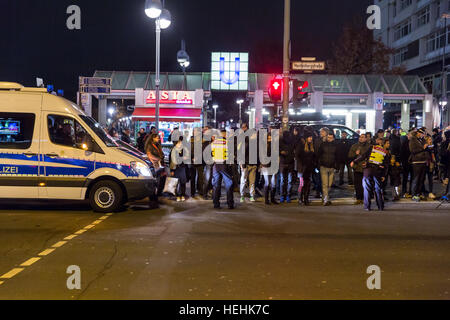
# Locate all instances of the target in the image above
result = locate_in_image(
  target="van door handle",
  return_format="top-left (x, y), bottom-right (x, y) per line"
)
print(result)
top-left (23, 152), bottom-right (37, 157)
top-left (46, 153), bottom-right (59, 158)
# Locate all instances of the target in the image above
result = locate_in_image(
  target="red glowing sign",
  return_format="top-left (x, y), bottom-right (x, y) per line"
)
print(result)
top-left (146, 91), bottom-right (194, 105)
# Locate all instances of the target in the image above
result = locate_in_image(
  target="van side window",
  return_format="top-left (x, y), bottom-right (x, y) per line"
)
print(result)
top-left (47, 115), bottom-right (88, 149)
top-left (0, 112), bottom-right (35, 150)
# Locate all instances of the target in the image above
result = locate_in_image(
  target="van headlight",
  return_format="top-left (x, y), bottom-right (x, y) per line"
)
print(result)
top-left (130, 161), bottom-right (152, 177)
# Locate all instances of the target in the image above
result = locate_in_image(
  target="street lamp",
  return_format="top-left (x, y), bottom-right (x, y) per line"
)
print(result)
top-left (177, 40), bottom-right (190, 90)
top-left (213, 104), bottom-right (218, 128)
top-left (145, 0), bottom-right (162, 18)
top-left (145, 0), bottom-right (171, 133)
top-left (236, 99), bottom-right (244, 127)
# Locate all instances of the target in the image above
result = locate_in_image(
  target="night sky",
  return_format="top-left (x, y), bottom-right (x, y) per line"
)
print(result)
top-left (2, 0), bottom-right (371, 121)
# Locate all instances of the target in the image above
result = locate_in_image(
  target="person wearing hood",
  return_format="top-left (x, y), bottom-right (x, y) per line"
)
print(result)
top-left (279, 130), bottom-right (295, 203)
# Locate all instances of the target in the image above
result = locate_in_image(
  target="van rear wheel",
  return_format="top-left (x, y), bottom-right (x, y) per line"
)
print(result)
top-left (89, 180), bottom-right (123, 213)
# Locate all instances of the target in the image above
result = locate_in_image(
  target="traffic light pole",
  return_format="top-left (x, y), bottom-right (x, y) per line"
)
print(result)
top-left (282, 0), bottom-right (291, 131)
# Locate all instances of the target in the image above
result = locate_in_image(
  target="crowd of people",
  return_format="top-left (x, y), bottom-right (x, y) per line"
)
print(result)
top-left (112, 124), bottom-right (450, 211)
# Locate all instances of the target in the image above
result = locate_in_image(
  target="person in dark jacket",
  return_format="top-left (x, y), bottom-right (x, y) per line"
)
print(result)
top-left (389, 129), bottom-right (401, 159)
top-left (409, 128), bottom-right (430, 202)
top-left (352, 136), bottom-right (389, 211)
top-left (279, 130), bottom-right (295, 203)
top-left (348, 133), bottom-right (371, 204)
top-left (136, 128), bottom-right (147, 152)
top-left (312, 127), bottom-right (329, 198)
top-left (336, 131), bottom-right (353, 185)
top-left (170, 136), bottom-right (189, 202)
top-left (121, 128), bottom-right (132, 144)
top-left (291, 127), bottom-right (302, 184)
top-left (295, 132), bottom-right (316, 205)
top-left (400, 130), bottom-right (413, 197)
top-left (145, 133), bottom-right (166, 198)
top-left (440, 130), bottom-right (450, 200)
top-left (424, 134), bottom-right (436, 200)
top-left (189, 133), bottom-right (205, 199)
top-left (318, 132), bottom-right (338, 206)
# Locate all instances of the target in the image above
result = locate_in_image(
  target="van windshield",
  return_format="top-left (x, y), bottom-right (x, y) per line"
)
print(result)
top-left (79, 115), bottom-right (118, 147)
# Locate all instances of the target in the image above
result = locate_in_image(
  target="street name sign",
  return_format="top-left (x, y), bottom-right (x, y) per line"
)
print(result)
top-left (291, 61), bottom-right (325, 71)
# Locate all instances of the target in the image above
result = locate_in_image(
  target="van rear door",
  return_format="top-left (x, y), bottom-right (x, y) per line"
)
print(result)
top-left (40, 112), bottom-right (96, 200)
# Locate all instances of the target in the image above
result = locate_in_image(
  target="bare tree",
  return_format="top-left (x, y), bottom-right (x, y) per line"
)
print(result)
top-left (328, 18), bottom-right (405, 75)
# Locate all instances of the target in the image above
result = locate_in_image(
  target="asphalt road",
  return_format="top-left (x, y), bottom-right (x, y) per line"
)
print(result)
top-left (0, 198), bottom-right (449, 300)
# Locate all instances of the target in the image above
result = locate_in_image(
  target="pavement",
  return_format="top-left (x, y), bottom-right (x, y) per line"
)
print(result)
top-left (0, 194), bottom-right (449, 300)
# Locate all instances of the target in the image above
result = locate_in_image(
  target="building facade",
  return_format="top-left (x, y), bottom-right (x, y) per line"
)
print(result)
top-left (374, 0), bottom-right (450, 127)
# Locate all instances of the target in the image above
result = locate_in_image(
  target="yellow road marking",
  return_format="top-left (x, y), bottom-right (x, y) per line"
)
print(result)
top-left (1, 268), bottom-right (24, 279)
top-left (0, 213), bottom-right (114, 286)
top-left (38, 248), bottom-right (55, 256)
top-left (52, 241), bottom-right (67, 248)
top-left (20, 257), bottom-right (41, 267)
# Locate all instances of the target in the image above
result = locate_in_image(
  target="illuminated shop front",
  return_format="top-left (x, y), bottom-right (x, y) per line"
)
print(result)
top-left (132, 88), bottom-right (204, 143)
top-left (82, 71), bottom-right (211, 144)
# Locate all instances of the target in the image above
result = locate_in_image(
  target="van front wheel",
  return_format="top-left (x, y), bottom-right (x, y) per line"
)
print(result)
top-left (89, 180), bottom-right (123, 213)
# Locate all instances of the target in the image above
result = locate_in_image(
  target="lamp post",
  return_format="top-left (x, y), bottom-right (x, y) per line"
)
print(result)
top-left (282, 0), bottom-right (291, 131)
top-left (145, 0), bottom-right (171, 133)
top-left (213, 104), bottom-right (218, 128)
top-left (236, 99), bottom-right (244, 127)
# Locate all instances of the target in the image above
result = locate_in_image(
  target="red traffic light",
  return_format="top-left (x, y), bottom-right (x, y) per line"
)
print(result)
top-left (269, 79), bottom-right (282, 102)
top-left (298, 81), bottom-right (309, 93)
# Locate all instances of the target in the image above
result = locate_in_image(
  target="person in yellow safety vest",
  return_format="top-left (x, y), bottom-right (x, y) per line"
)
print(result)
top-left (212, 134), bottom-right (228, 163)
top-left (352, 136), bottom-right (389, 211)
top-left (211, 130), bottom-right (234, 209)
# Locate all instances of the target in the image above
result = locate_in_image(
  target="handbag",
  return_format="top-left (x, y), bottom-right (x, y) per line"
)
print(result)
top-left (163, 177), bottom-right (179, 195)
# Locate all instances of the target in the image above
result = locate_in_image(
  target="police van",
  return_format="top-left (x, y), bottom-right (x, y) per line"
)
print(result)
top-left (0, 82), bottom-right (156, 212)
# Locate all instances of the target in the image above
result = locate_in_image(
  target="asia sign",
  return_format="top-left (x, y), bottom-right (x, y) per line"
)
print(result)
top-left (211, 52), bottom-right (249, 91)
top-left (145, 91), bottom-right (194, 105)
top-left (291, 61), bottom-right (325, 71)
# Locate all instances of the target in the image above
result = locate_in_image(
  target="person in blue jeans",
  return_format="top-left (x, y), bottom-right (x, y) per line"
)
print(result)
top-left (352, 136), bottom-right (389, 211)
top-left (211, 130), bottom-right (235, 209)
